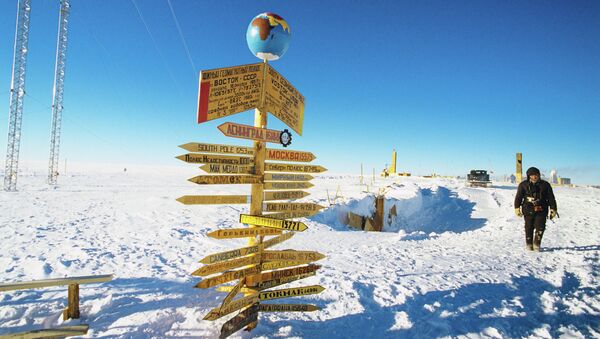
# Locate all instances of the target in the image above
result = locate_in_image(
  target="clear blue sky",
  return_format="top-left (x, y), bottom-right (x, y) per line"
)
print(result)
top-left (1, 1), bottom-right (599, 183)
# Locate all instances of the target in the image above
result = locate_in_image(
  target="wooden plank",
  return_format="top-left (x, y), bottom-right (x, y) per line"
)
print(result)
top-left (264, 211), bottom-right (320, 219)
top-left (221, 278), bottom-right (245, 308)
top-left (218, 122), bottom-right (284, 144)
top-left (264, 64), bottom-right (305, 135)
top-left (207, 227), bottom-right (282, 239)
top-left (219, 304), bottom-right (259, 339)
top-left (176, 153), bottom-right (254, 165)
top-left (259, 303), bottom-right (321, 312)
top-left (197, 63), bottom-right (264, 124)
top-left (2, 325), bottom-right (90, 338)
top-left (195, 266), bottom-right (261, 289)
top-left (261, 261), bottom-right (308, 271)
top-left (200, 164), bottom-right (256, 174)
top-left (215, 285), bottom-right (258, 295)
top-left (188, 175), bottom-right (260, 185)
top-left (179, 142), bottom-right (255, 155)
top-left (199, 232), bottom-right (292, 264)
top-left (264, 202), bottom-right (324, 213)
top-left (240, 214), bottom-right (308, 232)
top-left (246, 264), bottom-right (321, 287)
top-left (176, 195), bottom-right (250, 205)
top-left (0, 274), bottom-right (113, 292)
top-left (264, 181), bottom-right (313, 190)
top-left (265, 149), bottom-right (315, 163)
top-left (262, 250), bottom-right (326, 262)
top-left (258, 285), bottom-right (325, 301)
top-left (264, 190), bottom-right (310, 201)
top-left (265, 163), bottom-right (327, 173)
top-left (63, 284), bottom-right (80, 320)
top-left (264, 173), bottom-right (313, 182)
top-left (253, 272), bottom-right (316, 291)
top-left (192, 254), bottom-right (262, 277)
top-left (203, 295), bottom-right (259, 321)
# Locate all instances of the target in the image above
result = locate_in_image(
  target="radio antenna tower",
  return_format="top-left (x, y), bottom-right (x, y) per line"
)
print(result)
top-left (48, 0), bottom-right (71, 185)
top-left (4, 0), bottom-right (31, 192)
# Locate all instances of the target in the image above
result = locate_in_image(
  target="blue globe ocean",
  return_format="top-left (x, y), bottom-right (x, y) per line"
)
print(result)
top-left (246, 13), bottom-right (291, 61)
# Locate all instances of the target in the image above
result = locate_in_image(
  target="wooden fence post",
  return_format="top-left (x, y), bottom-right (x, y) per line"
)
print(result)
top-left (63, 283), bottom-right (80, 320)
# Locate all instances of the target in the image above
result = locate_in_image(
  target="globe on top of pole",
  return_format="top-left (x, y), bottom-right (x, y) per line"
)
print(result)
top-left (246, 13), bottom-right (291, 61)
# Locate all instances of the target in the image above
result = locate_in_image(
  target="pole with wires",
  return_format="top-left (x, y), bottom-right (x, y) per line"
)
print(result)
top-left (48, 0), bottom-right (71, 186)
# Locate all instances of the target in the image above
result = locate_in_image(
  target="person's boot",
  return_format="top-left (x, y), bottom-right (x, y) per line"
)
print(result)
top-left (534, 230), bottom-right (544, 252)
top-left (532, 244), bottom-right (540, 252)
top-left (526, 243), bottom-right (534, 251)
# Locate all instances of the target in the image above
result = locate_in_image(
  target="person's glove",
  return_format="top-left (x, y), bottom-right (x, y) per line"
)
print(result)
top-left (549, 209), bottom-right (558, 220)
top-left (515, 208), bottom-right (523, 217)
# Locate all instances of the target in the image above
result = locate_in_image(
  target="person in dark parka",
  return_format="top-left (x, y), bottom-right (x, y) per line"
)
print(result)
top-left (514, 167), bottom-right (558, 251)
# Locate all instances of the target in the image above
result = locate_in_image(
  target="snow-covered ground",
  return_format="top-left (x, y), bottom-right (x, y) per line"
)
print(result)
top-left (1, 167), bottom-right (599, 338)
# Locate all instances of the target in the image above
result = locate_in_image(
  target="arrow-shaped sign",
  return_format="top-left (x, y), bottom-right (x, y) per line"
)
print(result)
top-left (264, 173), bottom-right (313, 182)
top-left (200, 164), bottom-right (256, 175)
top-left (188, 175), bottom-right (260, 185)
top-left (246, 264), bottom-right (321, 287)
top-left (259, 303), bottom-right (321, 312)
top-left (262, 250), bottom-right (326, 262)
top-left (195, 266), bottom-right (261, 289)
top-left (218, 122), bottom-right (287, 145)
top-left (219, 303), bottom-right (259, 338)
top-left (264, 190), bottom-right (311, 201)
top-left (176, 195), bottom-right (251, 205)
top-left (264, 211), bottom-right (321, 219)
top-left (265, 163), bottom-right (327, 173)
top-left (179, 142), bottom-right (255, 155)
top-left (207, 227), bottom-right (282, 239)
top-left (240, 214), bottom-right (308, 232)
top-left (264, 202), bottom-right (325, 213)
top-left (264, 182), bottom-right (314, 190)
top-left (200, 232), bottom-right (294, 264)
top-left (258, 285), bottom-right (325, 301)
top-left (176, 153), bottom-right (253, 165)
top-left (265, 149), bottom-right (315, 162)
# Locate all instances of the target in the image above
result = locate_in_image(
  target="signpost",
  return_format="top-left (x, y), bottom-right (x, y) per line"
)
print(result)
top-left (177, 15), bottom-right (328, 336)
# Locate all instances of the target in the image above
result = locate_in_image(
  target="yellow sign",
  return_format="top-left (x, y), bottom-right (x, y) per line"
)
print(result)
top-left (263, 250), bottom-right (326, 262)
top-left (192, 254), bottom-right (262, 277)
top-left (197, 63), bottom-right (264, 124)
top-left (179, 142), bottom-right (254, 155)
top-left (258, 285), bottom-right (325, 301)
top-left (264, 173), bottom-right (313, 182)
top-left (203, 294), bottom-right (258, 320)
top-left (265, 163), bottom-right (327, 173)
top-left (264, 64), bottom-right (305, 135)
top-left (176, 153), bottom-right (253, 165)
top-left (261, 231), bottom-right (295, 248)
top-left (218, 122), bottom-right (284, 144)
top-left (259, 304), bottom-right (321, 312)
top-left (264, 202), bottom-right (324, 213)
top-left (188, 175), bottom-right (260, 185)
top-left (264, 190), bottom-right (310, 201)
top-left (220, 303), bottom-right (259, 338)
top-left (261, 261), bottom-right (307, 271)
top-left (200, 164), bottom-right (255, 174)
top-left (246, 264), bottom-right (321, 287)
top-left (265, 149), bottom-right (315, 163)
top-left (264, 181), bottom-right (313, 190)
top-left (240, 214), bottom-right (308, 232)
top-left (264, 211), bottom-right (320, 219)
top-left (207, 227), bottom-right (282, 239)
top-left (176, 195), bottom-right (250, 205)
top-left (254, 272), bottom-right (316, 291)
top-left (195, 266), bottom-right (261, 289)
top-left (220, 278), bottom-right (245, 308)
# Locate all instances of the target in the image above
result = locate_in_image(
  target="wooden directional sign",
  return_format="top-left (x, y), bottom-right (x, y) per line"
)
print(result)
top-left (253, 272), bottom-right (316, 291)
top-left (264, 64), bottom-right (305, 135)
top-left (265, 163), bottom-right (327, 173)
top-left (179, 142), bottom-right (254, 155)
top-left (259, 285), bottom-right (325, 301)
top-left (192, 254), bottom-right (262, 277)
top-left (204, 294), bottom-right (259, 320)
top-left (263, 250), bottom-right (326, 263)
top-left (188, 175), bottom-right (260, 185)
top-left (197, 63), bottom-right (264, 124)
top-left (264, 202), bottom-right (325, 213)
top-left (200, 164), bottom-right (255, 175)
top-left (218, 122), bottom-right (284, 144)
top-left (259, 304), bottom-right (321, 312)
top-left (264, 181), bottom-right (313, 190)
top-left (265, 149), bottom-right (315, 163)
top-left (176, 153), bottom-right (253, 165)
top-left (246, 264), bottom-right (321, 287)
top-left (208, 227), bottom-right (282, 239)
top-left (176, 195), bottom-right (250, 205)
top-left (261, 261), bottom-right (308, 271)
top-left (240, 214), bottom-right (308, 232)
top-left (264, 211), bottom-right (320, 219)
top-left (264, 173), bottom-right (313, 182)
top-left (195, 266), bottom-right (261, 289)
top-left (221, 278), bottom-right (245, 309)
top-left (264, 190), bottom-right (310, 201)
top-left (219, 304), bottom-right (259, 339)
top-left (261, 231), bottom-right (295, 248)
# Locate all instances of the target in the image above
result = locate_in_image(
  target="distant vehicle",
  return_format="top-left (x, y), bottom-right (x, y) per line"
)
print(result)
top-left (467, 170), bottom-right (491, 187)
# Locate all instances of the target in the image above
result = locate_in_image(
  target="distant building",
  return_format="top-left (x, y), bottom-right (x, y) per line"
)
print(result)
top-left (550, 170), bottom-right (558, 184)
top-left (558, 177), bottom-right (571, 185)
